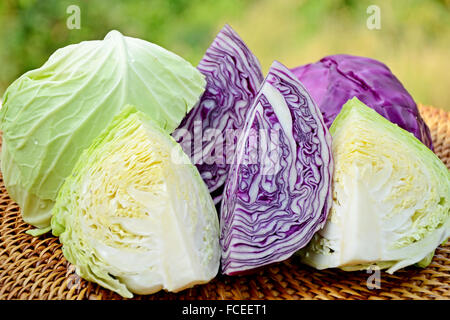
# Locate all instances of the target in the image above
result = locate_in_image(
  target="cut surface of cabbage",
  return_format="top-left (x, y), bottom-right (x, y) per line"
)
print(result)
top-left (174, 24), bottom-right (263, 204)
top-left (51, 106), bottom-right (220, 298)
top-left (220, 61), bottom-right (333, 275)
top-left (301, 97), bottom-right (449, 273)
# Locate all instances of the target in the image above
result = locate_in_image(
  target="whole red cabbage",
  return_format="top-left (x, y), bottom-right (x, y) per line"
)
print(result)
top-left (290, 54), bottom-right (433, 150)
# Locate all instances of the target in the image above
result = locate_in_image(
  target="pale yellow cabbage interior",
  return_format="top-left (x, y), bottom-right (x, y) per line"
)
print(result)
top-left (301, 98), bottom-right (449, 273)
top-left (52, 109), bottom-right (219, 298)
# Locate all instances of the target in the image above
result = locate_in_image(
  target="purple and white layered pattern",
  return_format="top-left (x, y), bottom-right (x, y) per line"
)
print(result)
top-left (220, 61), bottom-right (333, 275)
top-left (174, 25), bottom-right (264, 203)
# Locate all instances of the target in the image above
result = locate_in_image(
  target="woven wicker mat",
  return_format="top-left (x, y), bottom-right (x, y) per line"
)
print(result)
top-left (0, 105), bottom-right (449, 300)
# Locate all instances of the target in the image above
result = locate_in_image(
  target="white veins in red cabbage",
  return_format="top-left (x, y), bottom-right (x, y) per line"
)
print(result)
top-left (220, 61), bottom-right (333, 275)
top-left (173, 25), bottom-right (264, 203)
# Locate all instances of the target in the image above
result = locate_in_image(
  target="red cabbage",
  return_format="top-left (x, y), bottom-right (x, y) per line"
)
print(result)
top-left (173, 25), bottom-right (264, 203)
top-left (290, 54), bottom-right (433, 150)
top-left (220, 61), bottom-right (333, 275)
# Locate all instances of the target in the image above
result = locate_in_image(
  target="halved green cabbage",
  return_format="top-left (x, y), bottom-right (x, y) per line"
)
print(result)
top-left (301, 97), bottom-right (449, 273)
top-left (51, 106), bottom-right (220, 298)
top-left (0, 30), bottom-right (205, 229)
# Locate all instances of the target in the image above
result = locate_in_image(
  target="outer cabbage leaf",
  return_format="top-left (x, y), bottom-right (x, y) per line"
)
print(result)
top-left (173, 24), bottom-right (264, 203)
top-left (300, 97), bottom-right (449, 273)
top-left (51, 106), bottom-right (220, 298)
top-left (220, 61), bottom-right (333, 275)
top-left (291, 54), bottom-right (433, 150)
top-left (0, 30), bottom-right (205, 229)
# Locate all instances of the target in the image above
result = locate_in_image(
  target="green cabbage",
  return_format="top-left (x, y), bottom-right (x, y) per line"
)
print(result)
top-left (300, 97), bottom-right (449, 273)
top-left (0, 30), bottom-right (205, 229)
top-left (51, 105), bottom-right (220, 298)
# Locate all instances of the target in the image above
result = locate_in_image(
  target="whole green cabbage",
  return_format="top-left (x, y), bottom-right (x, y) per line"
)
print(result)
top-left (0, 30), bottom-right (205, 230)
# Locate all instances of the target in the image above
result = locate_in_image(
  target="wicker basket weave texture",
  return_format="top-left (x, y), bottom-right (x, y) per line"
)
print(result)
top-left (0, 105), bottom-right (449, 300)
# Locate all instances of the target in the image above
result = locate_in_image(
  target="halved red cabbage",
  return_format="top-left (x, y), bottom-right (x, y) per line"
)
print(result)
top-left (220, 61), bottom-right (333, 275)
top-left (173, 25), bottom-right (264, 203)
top-left (290, 54), bottom-right (433, 150)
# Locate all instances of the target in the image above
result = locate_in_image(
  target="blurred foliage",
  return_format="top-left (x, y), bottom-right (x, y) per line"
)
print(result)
top-left (0, 0), bottom-right (449, 109)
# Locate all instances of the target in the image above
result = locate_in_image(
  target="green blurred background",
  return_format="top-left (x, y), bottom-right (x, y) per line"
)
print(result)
top-left (0, 0), bottom-right (449, 110)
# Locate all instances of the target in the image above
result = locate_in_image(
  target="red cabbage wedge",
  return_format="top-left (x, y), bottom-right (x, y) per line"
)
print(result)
top-left (290, 54), bottom-right (433, 150)
top-left (173, 25), bottom-right (264, 203)
top-left (220, 61), bottom-right (333, 275)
